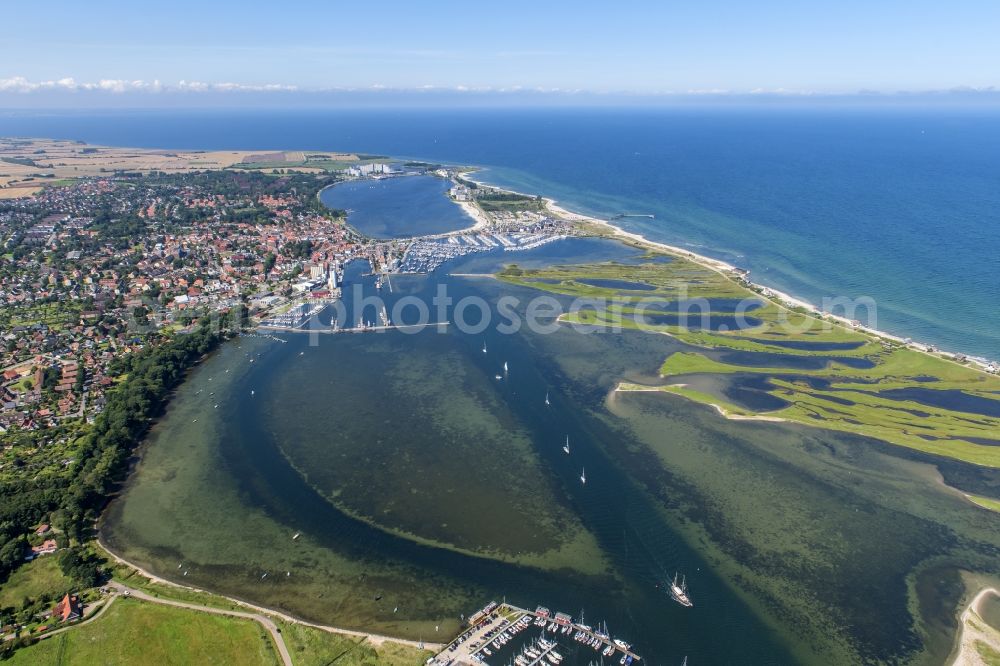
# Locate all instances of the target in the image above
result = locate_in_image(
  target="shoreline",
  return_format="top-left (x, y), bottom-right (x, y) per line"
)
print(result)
top-left (318, 172), bottom-right (489, 240)
top-left (950, 586), bottom-right (1000, 666)
top-left (453, 197), bottom-right (492, 232)
top-left (463, 169), bottom-right (999, 374)
top-left (96, 536), bottom-right (444, 651)
top-left (611, 382), bottom-right (790, 423)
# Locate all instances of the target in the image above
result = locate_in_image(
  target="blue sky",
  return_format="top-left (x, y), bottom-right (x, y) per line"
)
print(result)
top-left (2, 0), bottom-right (998, 104)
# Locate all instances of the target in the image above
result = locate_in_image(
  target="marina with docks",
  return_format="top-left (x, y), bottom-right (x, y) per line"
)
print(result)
top-left (435, 602), bottom-right (645, 666)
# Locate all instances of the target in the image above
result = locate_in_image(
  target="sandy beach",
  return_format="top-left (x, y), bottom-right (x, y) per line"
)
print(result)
top-left (455, 197), bottom-right (492, 232)
top-left (611, 382), bottom-right (790, 422)
top-left (463, 169), bottom-right (998, 374)
top-left (951, 587), bottom-right (1000, 666)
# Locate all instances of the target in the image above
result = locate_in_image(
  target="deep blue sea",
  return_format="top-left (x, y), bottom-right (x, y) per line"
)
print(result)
top-left (3, 107), bottom-right (999, 358)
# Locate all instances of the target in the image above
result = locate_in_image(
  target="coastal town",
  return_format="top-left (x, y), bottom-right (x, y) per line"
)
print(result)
top-left (0, 139), bottom-right (572, 435)
top-left (0, 138), bottom-right (577, 651)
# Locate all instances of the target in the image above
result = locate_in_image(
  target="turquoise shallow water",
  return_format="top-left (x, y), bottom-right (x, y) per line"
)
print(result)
top-left (4, 107), bottom-right (998, 358)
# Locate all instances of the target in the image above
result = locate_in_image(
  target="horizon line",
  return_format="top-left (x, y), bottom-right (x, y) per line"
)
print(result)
top-left (2, 76), bottom-right (1000, 100)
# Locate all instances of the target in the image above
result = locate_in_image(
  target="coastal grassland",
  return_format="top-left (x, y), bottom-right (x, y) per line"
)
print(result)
top-left (977, 641), bottom-right (1000, 665)
top-left (474, 191), bottom-right (546, 213)
top-left (653, 348), bottom-right (1000, 467)
top-left (969, 495), bottom-right (1000, 514)
top-left (0, 555), bottom-right (73, 609)
top-left (497, 254), bottom-right (1000, 468)
top-left (277, 621), bottom-right (433, 666)
top-left (103, 562), bottom-right (434, 664)
top-left (6, 597), bottom-right (277, 665)
top-left (264, 335), bottom-right (609, 575)
top-left (106, 565), bottom-right (434, 665)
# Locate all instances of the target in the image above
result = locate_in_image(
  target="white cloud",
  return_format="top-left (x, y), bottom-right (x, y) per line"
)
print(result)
top-left (0, 76), bottom-right (295, 94)
top-left (188, 81), bottom-right (298, 92)
top-left (1, 76), bottom-right (998, 99)
top-left (176, 80), bottom-right (209, 92)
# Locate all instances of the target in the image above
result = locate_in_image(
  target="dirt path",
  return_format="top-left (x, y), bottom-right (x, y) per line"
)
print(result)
top-left (97, 539), bottom-right (444, 652)
top-left (109, 582), bottom-right (293, 666)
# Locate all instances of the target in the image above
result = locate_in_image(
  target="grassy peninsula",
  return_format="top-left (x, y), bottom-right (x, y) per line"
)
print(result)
top-left (498, 244), bottom-right (1000, 468)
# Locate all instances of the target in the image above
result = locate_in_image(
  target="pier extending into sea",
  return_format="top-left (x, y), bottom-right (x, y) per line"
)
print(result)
top-left (257, 321), bottom-right (450, 334)
top-left (434, 601), bottom-right (642, 666)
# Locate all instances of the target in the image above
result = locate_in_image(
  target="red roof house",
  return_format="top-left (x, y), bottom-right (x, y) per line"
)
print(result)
top-left (53, 594), bottom-right (81, 622)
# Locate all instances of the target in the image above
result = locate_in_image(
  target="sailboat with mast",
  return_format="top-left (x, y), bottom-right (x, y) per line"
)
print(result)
top-left (563, 435), bottom-right (570, 455)
top-left (545, 392), bottom-right (550, 406)
top-left (669, 572), bottom-right (694, 607)
top-left (580, 467), bottom-right (586, 484)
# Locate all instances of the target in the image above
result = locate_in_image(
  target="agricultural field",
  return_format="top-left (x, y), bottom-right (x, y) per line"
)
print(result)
top-left (0, 138), bottom-right (307, 197)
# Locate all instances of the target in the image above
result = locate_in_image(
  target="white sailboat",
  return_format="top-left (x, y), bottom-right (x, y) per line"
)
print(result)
top-left (580, 467), bottom-right (586, 484)
top-left (545, 392), bottom-right (550, 406)
top-left (669, 572), bottom-right (694, 607)
top-left (503, 361), bottom-right (509, 373)
top-left (482, 340), bottom-right (487, 353)
top-left (563, 436), bottom-right (570, 455)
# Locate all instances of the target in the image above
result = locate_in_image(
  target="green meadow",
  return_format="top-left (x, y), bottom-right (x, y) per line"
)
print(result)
top-left (499, 249), bottom-right (1000, 467)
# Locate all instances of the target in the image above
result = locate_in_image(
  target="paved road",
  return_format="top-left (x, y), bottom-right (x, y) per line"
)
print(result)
top-left (109, 582), bottom-right (293, 666)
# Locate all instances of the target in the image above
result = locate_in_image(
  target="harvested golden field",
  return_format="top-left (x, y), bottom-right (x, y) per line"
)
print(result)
top-left (0, 185), bottom-right (43, 199)
top-left (0, 138), bottom-right (258, 179)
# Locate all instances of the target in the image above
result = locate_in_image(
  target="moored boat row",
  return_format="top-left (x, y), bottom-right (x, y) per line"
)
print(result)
top-left (437, 601), bottom-right (645, 666)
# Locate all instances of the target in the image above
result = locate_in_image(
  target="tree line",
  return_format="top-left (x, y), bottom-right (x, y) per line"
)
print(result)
top-left (0, 313), bottom-right (241, 583)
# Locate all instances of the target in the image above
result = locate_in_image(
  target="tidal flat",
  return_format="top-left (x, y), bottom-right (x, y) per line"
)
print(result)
top-left (103, 238), bottom-right (1000, 664)
top-left (501, 254), bottom-right (1000, 467)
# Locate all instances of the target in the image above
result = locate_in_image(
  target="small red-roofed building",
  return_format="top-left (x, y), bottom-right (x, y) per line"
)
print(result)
top-left (52, 594), bottom-right (81, 622)
top-left (31, 539), bottom-right (58, 556)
